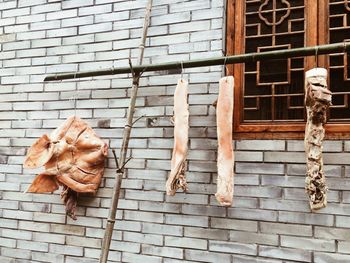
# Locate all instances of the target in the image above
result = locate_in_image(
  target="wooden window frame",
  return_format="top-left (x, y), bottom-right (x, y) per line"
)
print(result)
top-left (226, 0), bottom-right (350, 139)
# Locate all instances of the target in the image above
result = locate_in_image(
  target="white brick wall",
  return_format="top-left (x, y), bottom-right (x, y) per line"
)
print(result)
top-left (0, 0), bottom-right (350, 262)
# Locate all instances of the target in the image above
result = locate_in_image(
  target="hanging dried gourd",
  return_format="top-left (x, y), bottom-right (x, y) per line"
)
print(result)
top-left (304, 68), bottom-right (332, 210)
top-left (166, 79), bottom-right (189, 195)
top-left (24, 116), bottom-right (108, 219)
top-left (215, 76), bottom-right (234, 206)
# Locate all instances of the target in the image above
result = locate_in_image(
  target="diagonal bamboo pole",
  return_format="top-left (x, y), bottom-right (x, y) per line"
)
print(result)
top-left (45, 42), bottom-right (350, 81)
top-left (99, 1), bottom-right (153, 262)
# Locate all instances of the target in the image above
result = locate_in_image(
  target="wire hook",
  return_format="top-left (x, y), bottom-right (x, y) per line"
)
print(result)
top-left (181, 61), bottom-right (184, 80)
top-left (315, 46), bottom-right (319, 67)
top-left (223, 56), bottom-right (228, 74)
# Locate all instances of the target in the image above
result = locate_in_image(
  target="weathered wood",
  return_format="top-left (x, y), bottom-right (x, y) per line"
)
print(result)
top-left (166, 79), bottom-right (189, 195)
top-left (304, 68), bottom-right (331, 211)
top-left (215, 76), bottom-right (234, 206)
top-left (99, 0), bottom-right (153, 262)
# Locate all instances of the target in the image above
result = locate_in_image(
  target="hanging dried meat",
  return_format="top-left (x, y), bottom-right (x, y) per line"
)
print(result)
top-left (166, 79), bottom-right (189, 195)
top-left (215, 76), bottom-right (234, 206)
top-left (304, 68), bottom-right (331, 210)
top-left (24, 116), bottom-right (108, 219)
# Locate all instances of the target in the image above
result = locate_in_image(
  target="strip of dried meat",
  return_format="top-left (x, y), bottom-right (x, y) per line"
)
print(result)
top-left (304, 68), bottom-right (331, 210)
top-left (166, 79), bottom-right (189, 195)
top-left (215, 76), bottom-right (234, 206)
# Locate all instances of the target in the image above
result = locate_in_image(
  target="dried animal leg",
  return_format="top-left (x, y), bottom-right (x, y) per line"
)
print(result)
top-left (166, 79), bottom-right (189, 195)
top-left (304, 68), bottom-right (331, 211)
top-left (215, 76), bottom-right (234, 206)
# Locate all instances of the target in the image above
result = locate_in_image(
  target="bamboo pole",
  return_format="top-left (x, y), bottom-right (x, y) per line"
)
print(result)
top-left (45, 42), bottom-right (350, 81)
top-left (99, 1), bottom-right (153, 262)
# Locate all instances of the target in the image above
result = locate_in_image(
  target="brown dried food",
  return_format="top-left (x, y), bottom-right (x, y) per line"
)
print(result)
top-left (24, 116), bottom-right (108, 220)
top-left (304, 68), bottom-right (331, 211)
top-left (215, 76), bottom-right (234, 206)
top-left (166, 79), bottom-right (189, 195)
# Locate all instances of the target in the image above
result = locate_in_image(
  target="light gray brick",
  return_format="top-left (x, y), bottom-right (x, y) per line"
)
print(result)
top-left (142, 244), bottom-right (183, 259)
top-left (228, 207), bottom-right (278, 221)
top-left (235, 151), bottom-right (263, 162)
top-left (50, 224), bottom-right (85, 236)
top-left (31, 20), bottom-right (61, 31)
top-left (235, 186), bottom-right (282, 199)
top-left (49, 244), bottom-right (83, 256)
top-left (125, 210), bottom-right (164, 223)
top-left (124, 232), bottom-right (163, 246)
top-left (79, 4), bottom-right (112, 16)
top-left (209, 240), bottom-right (257, 256)
top-left (0, 1), bottom-right (16, 10)
top-left (181, 203), bottom-right (225, 216)
top-left (260, 199), bottom-right (309, 212)
top-left (17, 240), bottom-right (48, 252)
top-left (230, 231), bottom-right (278, 246)
top-left (96, 11), bottom-right (129, 23)
top-left (18, 221), bottom-right (49, 232)
top-left (166, 214), bottom-right (208, 227)
top-left (264, 152), bottom-right (306, 163)
top-left (314, 252), bottom-right (350, 263)
top-left (327, 178), bottom-right (350, 190)
top-left (260, 222), bottom-right (312, 236)
top-left (2, 229), bottom-right (32, 240)
top-left (236, 163), bottom-right (284, 174)
top-left (3, 7), bottom-right (30, 17)
top-left (165, 236), bottom-right (207, 250)
top-left (110, 240), bottom-right (140, 253)
top-left (1, 248), bottom-right (31, 259)
top-left (259, 245), bottom-right (311, 262)
top-left (279, 211), bottom-right (334, 226)
top-left (151, 33), bottom-right (189, 46)
top-left (17, 13), bottom-right (45, 24)
top-left (338, 241), bottom-right (350, 253)
top-left (0, 237), bottom-right (16, 248)
top-left (62, 0), bottom-right (93, 9)
top-left (192, 7), bottom-right (223, 20)
top-left (184, 227), bottom-right (228, 241)
top-left (315, 226), bottom-right (350, 240)
top-left (211, 218), bottom-right (258, 232)
top-left (236, 140), bottom-right (285, 151)
top-left (281, 235), bottom-right (335, 252)
top-left (142, 222), bottom-right (183, 236)
top-left (122, 252), bottom-right (161, 263)
top-left (32, 252), bottom-right (64, 263)
top-left (3, 209), bottom-right (33, 220)
top-left (152, 12), bottom-right (190, 26)
top-left (79, 22), bottom-right (112, 34)
top-left (185, 249), bottom-right (230, 263)
top-left (139, 201), bottom-right (181, 214)
top-left (66, 236), bottom-right (100, 248)
top-left (33, 232), bottom-right (65, 245)
top-left (324, 153), bottom-right (350, 164)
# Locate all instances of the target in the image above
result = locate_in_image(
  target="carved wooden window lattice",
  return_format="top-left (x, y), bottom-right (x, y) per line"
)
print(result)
top-left (244, 0), bottom-right (305, 122)
top-left (227, 0), bottom-right (350, 138)
top-left (329, 0), bottom-right (350, 121)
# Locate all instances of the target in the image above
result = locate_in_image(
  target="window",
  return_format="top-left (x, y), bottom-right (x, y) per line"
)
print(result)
top-left (226, 0), bottom-right (350, 139)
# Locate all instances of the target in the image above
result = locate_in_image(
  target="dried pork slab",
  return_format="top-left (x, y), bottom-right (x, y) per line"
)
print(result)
top-left (166, 79), bottom-right (189, 195)
top-left (24, 116), bottom-right (108, 219)
top-left (304, 68), bottom-right (331, 210)
top-left (215, 76), bottom-right (234, 206)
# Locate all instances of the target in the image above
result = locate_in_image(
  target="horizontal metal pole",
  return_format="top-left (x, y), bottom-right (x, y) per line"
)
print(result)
top-left (45, 42), bottom-right (350, 81)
